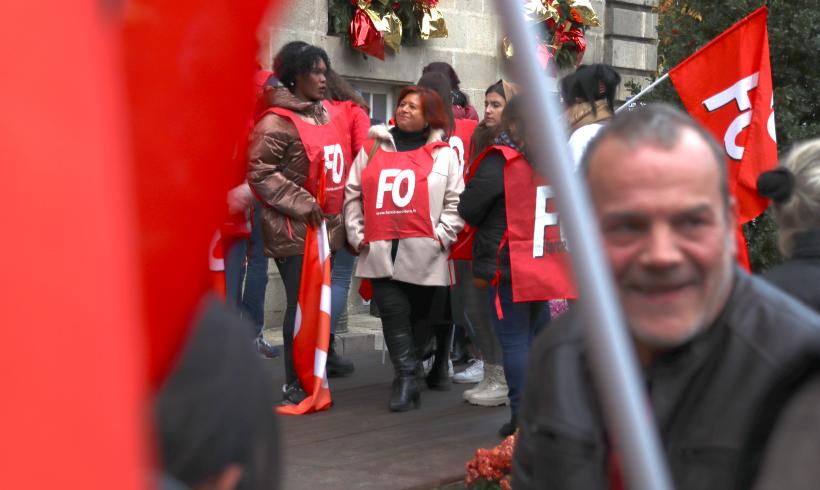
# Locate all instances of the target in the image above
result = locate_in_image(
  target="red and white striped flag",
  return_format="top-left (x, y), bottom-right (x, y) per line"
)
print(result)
top-left (277, 220), bottom-right (333, 415)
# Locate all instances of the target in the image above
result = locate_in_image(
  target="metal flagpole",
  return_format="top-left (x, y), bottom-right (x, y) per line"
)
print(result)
top-left (492, 1), bottom-right (673, 489)
top-left (615, 73), bottom-right (670, 113)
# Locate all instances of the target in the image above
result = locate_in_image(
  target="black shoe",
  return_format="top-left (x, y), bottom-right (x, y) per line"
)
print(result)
top-left (327, 335), bottom-right (354, 377)
top-left (255, 335), bottom-right (280, 359)
top-left (451, 326), bottom-right (471, 366)
top-left (389, 377), bottom-right (421, 412)
top-left (281, 382), bottom-right (307, 406)
top-left (499, 415), bottom-right (518, 438)
top-left (426, 324), bottom-right (452, 390)
top-left (425, 355), bottom-right (452, 391)
top-left (327, 350), bottom-right (355, 377)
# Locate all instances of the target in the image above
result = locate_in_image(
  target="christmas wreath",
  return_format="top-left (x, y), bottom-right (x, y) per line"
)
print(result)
top-left (503, 0), bottom-right (600, 71)
top-left (328, 0), bottom-right (447, 59)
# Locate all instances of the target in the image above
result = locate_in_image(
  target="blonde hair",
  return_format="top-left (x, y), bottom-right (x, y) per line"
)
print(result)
top-left (773, 139), bottom-right (820, 256)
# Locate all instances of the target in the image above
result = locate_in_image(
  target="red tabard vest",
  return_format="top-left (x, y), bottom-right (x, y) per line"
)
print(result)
top-left (265, 100), bottom-right (351, 213)
top-left (447, 118), bottom-right (479, 260)
top-left (361, 142), bottom-right (447, 243)
top-left (495, 145), bottom-right (577, 301)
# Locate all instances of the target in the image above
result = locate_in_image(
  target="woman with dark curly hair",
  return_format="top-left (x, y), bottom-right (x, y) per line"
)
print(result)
top-left (248, 41), bottom-right (354, 405)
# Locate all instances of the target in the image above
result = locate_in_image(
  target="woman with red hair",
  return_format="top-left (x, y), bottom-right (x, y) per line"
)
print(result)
top-left (344, 86), bottom-right (465, 411)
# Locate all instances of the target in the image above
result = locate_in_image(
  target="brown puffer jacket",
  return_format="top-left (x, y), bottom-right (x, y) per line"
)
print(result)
top-left (247, 87), bottom-right (347, 257)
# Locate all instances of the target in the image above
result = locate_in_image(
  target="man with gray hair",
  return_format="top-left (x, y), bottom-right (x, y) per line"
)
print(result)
top-left (513, 104), bottom-right (820, 489)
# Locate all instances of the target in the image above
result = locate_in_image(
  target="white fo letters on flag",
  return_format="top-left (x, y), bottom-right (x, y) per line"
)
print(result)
top-left (702, 72), bottom-right (776, 161)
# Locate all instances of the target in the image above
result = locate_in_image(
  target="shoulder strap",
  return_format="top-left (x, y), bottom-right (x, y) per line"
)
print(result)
top-left (367, 141), bottom-right (380, 161)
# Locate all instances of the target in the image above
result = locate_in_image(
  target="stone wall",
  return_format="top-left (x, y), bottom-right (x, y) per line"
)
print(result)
top-left (602, 0), bottom-right (659, 102)
top-left (260, 0), bottom-right (506, 114)
top-left (257, 0), bottom-right (657, 329)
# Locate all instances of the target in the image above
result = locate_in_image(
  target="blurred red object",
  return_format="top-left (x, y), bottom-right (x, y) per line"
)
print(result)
top-left (121, 0), bottom-right (275, 390)
top-left (1, 2), bottom-right (146, 488)
top-left (2, 0), bottom-right (281, 487)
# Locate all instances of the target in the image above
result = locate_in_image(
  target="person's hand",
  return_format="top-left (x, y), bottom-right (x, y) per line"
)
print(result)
top-left (226, 182), bottom-right (253, 214)
top-left (304, 202), bottom-right (324, 228)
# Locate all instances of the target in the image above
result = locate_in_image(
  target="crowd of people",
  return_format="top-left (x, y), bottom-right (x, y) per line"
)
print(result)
top-left (163, 38), bottom-right (820, 489)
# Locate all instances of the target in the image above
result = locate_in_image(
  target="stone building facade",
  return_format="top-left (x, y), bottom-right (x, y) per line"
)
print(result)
top-left (259, 0), bottom-right (659, 327)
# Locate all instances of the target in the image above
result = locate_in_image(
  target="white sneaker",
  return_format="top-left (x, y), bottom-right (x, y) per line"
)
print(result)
top-left (453, 359), bottom-right (484, 384)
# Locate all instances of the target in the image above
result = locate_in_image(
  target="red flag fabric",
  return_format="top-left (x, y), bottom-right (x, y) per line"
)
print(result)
top-left (736, 226), bottom-right (752, 271)
top-left (122, 0), bottom-right (274, 389)
top-left (669, 6), bottom-right (777, 224)
top-left (277, 220), bottom-right (334, 415)
top-left (1, 2), bottom-right (147, 487)
top-left (494, 146), bottom-right (577, 302)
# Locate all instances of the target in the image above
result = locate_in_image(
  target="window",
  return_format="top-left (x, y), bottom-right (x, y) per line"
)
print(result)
top-left (349, 80), bottom-right (402, 125)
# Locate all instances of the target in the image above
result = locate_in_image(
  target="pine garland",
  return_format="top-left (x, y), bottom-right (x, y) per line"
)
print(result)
top-left (327, 0), bottom-right (425, 46)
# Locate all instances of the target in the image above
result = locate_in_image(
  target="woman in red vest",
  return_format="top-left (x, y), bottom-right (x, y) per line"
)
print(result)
top-left (457, 96), bottom-right (551, 437)
top-left (457, 79), bottom-right (520, 409)
top-left (248, 41), bottom-right (353, 405)
top-left (344, 86), bottom-right (465, 412)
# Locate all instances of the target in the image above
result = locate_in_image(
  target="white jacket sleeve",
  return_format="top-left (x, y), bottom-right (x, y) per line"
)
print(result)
top-left (343, 147), bottom-right (368, 251)
top-left (433, 147), bottom-right (465, 250)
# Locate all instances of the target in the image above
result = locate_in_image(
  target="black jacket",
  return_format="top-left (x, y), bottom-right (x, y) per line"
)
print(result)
top-left (513, 270), bottom-right (820, 490)
top-left (763, 228), bottom-right (820, 313)
top-left (457, 149), bottom-right (511, 282)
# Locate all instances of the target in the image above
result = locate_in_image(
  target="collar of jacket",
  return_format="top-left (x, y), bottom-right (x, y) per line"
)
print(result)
top-left (790, 228), bottom-right (820, 260)
top-left (565, 99), bottom-right (612, 132)
top-left (265, 86), bottom-right (329, 124)
top-left (368, 124), bottom-right (446, 152)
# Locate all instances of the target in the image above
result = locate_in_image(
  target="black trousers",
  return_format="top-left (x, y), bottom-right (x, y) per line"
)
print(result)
top-left (371, 279), bottom-right (450, 374)
top-left (275, 254), bottom-right (303, 384)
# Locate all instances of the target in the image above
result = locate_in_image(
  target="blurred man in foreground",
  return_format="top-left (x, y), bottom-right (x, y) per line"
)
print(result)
top-left (513, 104), bottom-right (820, 489)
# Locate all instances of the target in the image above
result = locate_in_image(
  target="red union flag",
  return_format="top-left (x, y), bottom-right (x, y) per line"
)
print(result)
top-left (277, 220), bottom-right (333, 415)
top-left (669, 6), bottom-right (777, 224)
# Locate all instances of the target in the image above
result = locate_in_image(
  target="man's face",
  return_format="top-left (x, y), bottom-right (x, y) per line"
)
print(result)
top-left (587, 129), bottom-right (736, 349)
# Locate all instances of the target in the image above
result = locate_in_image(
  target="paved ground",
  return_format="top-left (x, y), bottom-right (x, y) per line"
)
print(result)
top-left (262, 334), bottom-right (508, 490)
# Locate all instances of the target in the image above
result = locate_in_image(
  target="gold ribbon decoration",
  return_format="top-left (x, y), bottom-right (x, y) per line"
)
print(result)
top-left (502, 36), bottom-right (514, 59)
top-left (358, 0), bottom-right (389, 31)
top-left (567, 0), bottom-right (600, 27)
top-left (523, 0), bottom-right (559, 24)
top-left (417, 1), bottom-right (448, 40)
top-left (383, 11), bottom-right (403, 53)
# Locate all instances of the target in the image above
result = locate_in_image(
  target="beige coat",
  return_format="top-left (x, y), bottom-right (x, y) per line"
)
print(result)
top-left (344, 126), bottom-right (465, 286)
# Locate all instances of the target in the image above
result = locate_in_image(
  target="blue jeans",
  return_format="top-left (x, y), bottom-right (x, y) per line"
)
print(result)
top-left (488, 283), bottom-right (550, 418)
top-left (224, 201), bottom-right (268, 337)
top-left (330, 247), bottom-right (355, 335)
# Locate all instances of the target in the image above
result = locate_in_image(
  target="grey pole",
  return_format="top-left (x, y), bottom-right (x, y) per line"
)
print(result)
top-left (616, 73), bottom-right (670, 113)
top-left (492, 1), bottom-right (673, 489)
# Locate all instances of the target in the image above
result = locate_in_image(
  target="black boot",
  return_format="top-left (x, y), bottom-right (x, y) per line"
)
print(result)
top-left (389, 376), bottom-right (421, 412)
top-left (425, 324), bottom-right (453, 391)
top-left (326, 335), bottom-right (355, 377)
top-left (383, 321), bottom-right (421, 412)
top-left (499, 413), bottom-right (518, 438)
